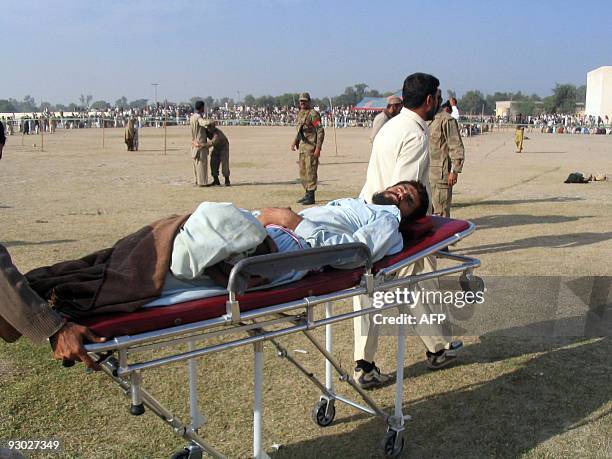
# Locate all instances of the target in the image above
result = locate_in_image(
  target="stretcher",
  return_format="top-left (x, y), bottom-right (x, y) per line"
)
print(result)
top-left (78, 216), bottom-right (482, 458)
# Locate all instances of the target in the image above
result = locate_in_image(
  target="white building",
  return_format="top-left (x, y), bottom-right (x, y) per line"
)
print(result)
top-left (585, 66), bottom-right (612, 120)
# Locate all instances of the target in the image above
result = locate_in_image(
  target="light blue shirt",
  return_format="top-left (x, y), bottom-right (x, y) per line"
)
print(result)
top-left (295, 198), bottom-right (403, 268)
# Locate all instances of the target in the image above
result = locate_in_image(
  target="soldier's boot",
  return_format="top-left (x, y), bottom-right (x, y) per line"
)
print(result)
top-left (208, 176), bottom-right (221, 186)
top-left (301, 190), bottom-right (315, 205)
top-left (297, 193), bottom-right (308, 204)
top-left (224, 176), bottom-right (231, 186)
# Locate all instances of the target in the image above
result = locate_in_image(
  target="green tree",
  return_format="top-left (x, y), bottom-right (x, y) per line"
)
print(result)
top-left (546, 84), bottom-right (577, 114)
top-left (91, 100), bottom-right (111, 110)
top-left (129, 99), bottom-right (148, 109)
top-left (353, 83), bottom-right (368, 102)
top-left (514, 100), bottom-right (536, 116)
top-left (0, 100), bottom-right (18, 112)
top-left (79, 94), bottom-right (93, 108)
top-left (576, 85), bottom-right (586, 103)
top-left (19, 95), bottom-right (38, 112)
top-left (459, 90), bottom-right (489, 115)
top-left (115, 96), bottom-right (129, 108)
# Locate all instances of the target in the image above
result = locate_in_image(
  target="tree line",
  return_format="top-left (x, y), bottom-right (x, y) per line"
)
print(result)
top-left (0, 83), bottom-right (587, 116)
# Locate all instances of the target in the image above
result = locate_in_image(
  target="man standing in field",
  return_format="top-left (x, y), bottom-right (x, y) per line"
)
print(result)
top-left (291, 92), bottom-right (324, 205)
top-left (356, 73), bottom-right (463, 388)
top-left (428, 101), bottom-right (465, 217)
top-left (124, 118), bottom-right (138, 151)
top-left (206, 121), bottom-right (231, 187)
top-left (190, 100), bottom-right (212, 187)
top-left (370, 95), bottom-right (403, 143)
top-left (0, 119), bottom-right (5, 160)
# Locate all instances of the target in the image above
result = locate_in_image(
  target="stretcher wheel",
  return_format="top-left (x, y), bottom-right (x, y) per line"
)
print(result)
top-left (311, 399), bottom-right (335, 427)
top-left (459, 274), bottom-right (484, 293)
top-left (169, 446), bottom-right (202, 459)
top-left (382, 430), bottom-right (405, 457)
top-left (170, 450), bottom-right (190, 459)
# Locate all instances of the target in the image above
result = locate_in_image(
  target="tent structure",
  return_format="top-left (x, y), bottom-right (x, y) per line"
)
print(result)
top-left (354, 91), bottom-right (401, 111)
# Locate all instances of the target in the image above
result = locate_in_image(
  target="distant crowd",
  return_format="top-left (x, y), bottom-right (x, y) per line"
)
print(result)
top-left (1, 103), bottom-right (610, 136)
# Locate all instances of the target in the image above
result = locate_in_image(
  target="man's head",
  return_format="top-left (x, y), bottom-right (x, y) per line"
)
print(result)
top-left (371, 180), bottom-right (429, 220)
top-left (440, 100), bottom-right (452, 114)
top-left (385, 96), bottom-right (403, 117)
top-left (298, 92), bottom-right (311, 110)
top-left (402, 73), bottom-right (441, 121)
top-left (450, 97), bottom-right (457, 106)
top-left (194, 100), bottom-right (205, 114)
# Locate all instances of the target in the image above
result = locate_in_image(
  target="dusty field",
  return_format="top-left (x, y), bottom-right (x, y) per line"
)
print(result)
top-left (1, 126), bottom-right (611, 458)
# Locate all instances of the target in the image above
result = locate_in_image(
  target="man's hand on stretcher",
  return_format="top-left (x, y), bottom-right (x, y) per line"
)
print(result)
top-left (256, 207), bottom-right (303, 230)
top-left (50, 322), bottom-right (106, 371)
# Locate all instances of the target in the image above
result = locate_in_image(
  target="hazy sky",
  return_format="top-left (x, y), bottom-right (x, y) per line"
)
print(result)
top-left (3, 0), bottom-right (611, 104)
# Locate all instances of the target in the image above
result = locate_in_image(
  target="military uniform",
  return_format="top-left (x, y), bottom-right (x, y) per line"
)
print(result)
top-left (190, 113), bottom-right (212, 186)
top-left (124, 118), bottom-right (136, 151)
top-left (292, 93), bottom-right (324, 204)
top-left (207, 124), bottom-right (231, 186)
top-left (428, 110), bottom-right (465, 217)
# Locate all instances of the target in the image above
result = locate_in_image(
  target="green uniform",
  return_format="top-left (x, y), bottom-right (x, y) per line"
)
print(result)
top-left (428, 110), bottom-right (465, 217)
top-left (209, 127), bottom-right (230, 180)
top-left (293, 109), bottom-right (324, 192)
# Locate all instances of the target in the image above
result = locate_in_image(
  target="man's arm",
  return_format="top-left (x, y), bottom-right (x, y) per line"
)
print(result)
top-left (256, 207), bottom-right (303, 230)
top-left (0, 245), bottom-right (105, 369)
top-left (312, 111), bottom-right (324, 157)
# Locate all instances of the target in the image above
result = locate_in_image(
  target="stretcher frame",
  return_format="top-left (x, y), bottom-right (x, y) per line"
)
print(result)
top-left (83, 221), bottom-right (481, 459)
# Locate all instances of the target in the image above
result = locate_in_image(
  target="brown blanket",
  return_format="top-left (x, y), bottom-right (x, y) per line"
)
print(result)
top-left (26, 214), bottom-right (189, 318)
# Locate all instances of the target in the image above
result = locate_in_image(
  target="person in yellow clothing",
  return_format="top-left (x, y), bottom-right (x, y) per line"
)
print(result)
top-left (515, 125), bottom-right (525, 153)
top-left (291, 92), bottom-right (325, 205)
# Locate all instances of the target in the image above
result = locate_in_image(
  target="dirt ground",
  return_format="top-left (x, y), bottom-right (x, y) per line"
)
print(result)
top-left (0, 126), bottom-right (611, 458)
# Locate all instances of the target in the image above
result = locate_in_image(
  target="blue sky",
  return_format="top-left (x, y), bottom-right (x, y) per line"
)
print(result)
top-left (2, 0), bottom-right (611, 104)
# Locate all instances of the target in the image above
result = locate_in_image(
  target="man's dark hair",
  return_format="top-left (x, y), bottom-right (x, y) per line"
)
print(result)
top-left (402, 73), bottom-right (440, 109)
top-left (194, 100), bottom-right (205, 111)
top-left (441, 100), bottom-right (451, 110)
top-left (392, 180), bottom-right (429, 218)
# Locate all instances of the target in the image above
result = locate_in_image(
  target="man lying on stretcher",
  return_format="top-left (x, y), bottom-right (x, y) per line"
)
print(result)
top-left (1, 181), bottom-right (428, 367)
top-left (154, 180), bottom-right (428, 306)
top-left (1, 181), bottom-right (427, 346)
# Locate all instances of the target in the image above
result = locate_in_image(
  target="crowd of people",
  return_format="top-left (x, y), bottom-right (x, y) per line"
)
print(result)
top-left (0, 104), bottom-right (383, 134)
top-left (2, 102), bottom-right (611, 141)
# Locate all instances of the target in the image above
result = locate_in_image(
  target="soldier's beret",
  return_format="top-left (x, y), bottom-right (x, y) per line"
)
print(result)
top-left (299, 92), bottom-right (311, 101)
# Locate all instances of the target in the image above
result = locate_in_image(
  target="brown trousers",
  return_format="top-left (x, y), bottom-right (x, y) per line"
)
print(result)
top-left (299, 150), bottom-right (318, 191)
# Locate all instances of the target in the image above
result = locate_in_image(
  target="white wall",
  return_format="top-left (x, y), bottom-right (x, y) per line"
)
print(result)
top-left (586, 66), bottom-right (612, 120)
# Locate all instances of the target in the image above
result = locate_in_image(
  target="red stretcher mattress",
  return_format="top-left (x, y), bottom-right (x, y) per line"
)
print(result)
top-left (77, 217), bottom-right (469, 337)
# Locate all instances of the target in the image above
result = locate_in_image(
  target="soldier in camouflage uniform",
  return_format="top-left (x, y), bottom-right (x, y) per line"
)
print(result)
top-left (428, 101), bottom-right (465, 217)
top-left (205, 121), bottom-right (231, 186)
top-left (291, 92), bottom-right (324, 205)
